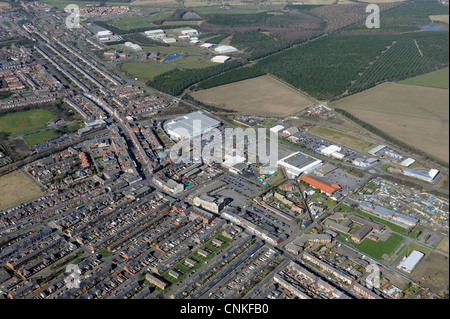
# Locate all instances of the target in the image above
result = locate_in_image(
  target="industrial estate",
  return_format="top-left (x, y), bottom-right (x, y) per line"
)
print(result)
top-left (0, 0), bottom-right (448, 304)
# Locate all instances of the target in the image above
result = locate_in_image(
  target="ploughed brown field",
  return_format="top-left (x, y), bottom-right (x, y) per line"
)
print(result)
top-left (192, 75), bottom-right (316, 117)
top-left (332, 82), bottom-right (449, 162)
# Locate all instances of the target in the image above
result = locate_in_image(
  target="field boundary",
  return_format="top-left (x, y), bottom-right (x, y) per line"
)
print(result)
top-left (334, 108), bottom-right (449, 169)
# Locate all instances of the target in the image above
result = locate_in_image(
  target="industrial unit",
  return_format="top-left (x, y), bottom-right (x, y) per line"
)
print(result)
top-left (277, 151), bottom-right (322, 178)
top-left (165, 111), bottom-right (221, 141)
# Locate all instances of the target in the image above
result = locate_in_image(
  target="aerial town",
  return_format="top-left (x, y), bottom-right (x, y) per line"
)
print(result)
top-left (0, 0), bottom-right (448, 305)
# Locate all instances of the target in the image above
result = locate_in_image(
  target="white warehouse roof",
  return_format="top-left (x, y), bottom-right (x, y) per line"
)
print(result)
top-left (144, 29), bottom-right (164, 35)
top-left (277, 151), bottom-right (322, 178)
top-left (166, 111), bottom-right (221, 140)
top-left (270, 125), bottom-right (284, 133)
top-left (397, 250), bottom-right (424, 273)
top-left (214, 45), bottom-right (237, 53)
top-left (211, 55), bottom-right (230, 63)
top-left (201, 43), bottom-right (214, 48)
top-left (97, 30), bottom-right (112, 37)
top-left (368, 145), bottom-right (386, 155)
top-left (400, 158), bottom-right (415, 167)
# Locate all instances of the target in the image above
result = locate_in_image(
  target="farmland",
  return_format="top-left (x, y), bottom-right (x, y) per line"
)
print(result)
top-left (332, 82), bottom-right (449, 162)
top-left (401, 67), bottom-right (449, 89)
top-left (349, 32), bottom-right (449, 93)
top-left (191, 75), bottom-right (316, 116)
top-left (147, 60), bottom-right (242, 96)
top-left (0, 171), bottom-right (44, 210)
top-left (0, 109), bottom-right (56, 135)
top-left (307, 126), bottom-right (377, 153)
top-left (119, 62), bottom-right (174, 81)
top-left (254, 33), bottom-right (396, 100)
top-left (111, 12), bottom-right (174, 31)
top-left (346, 0), bottom-right (449, 32)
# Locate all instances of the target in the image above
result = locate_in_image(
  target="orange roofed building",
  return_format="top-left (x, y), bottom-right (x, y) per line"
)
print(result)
top-left (299, 175), bottom-right (341, 196)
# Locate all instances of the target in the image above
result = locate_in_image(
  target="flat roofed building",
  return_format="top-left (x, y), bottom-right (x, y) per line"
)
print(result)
top-left (397, 250), bottom-right (424, 273)
top-left (97, 30), bottom-right (112, 37)
top-left (166, 111), bottom-right (220, 141)
top-left (211, 55), bottom-right (231, 63)
top-left (277, 151), bottom-right (322, 178)
top-left (400, 158), bottom-right (415, 167)
top-left (314, 164), bottom-right (337, 177)
top-left (145, 29), bottom-right (164, 35)
top-left (214, 45), bottom-right (237, 53)
top-left (269, 125), bottom-right (284, 133)
top-left (193, 193), bottom-right (226, 213)
top-left (368, 145), bottom-right (386, 155)
top-left (181, 29), bottom-right (198, 36)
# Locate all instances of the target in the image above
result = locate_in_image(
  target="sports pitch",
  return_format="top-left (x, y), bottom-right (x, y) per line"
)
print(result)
top-left (0, 109), bottom-right (56, 135)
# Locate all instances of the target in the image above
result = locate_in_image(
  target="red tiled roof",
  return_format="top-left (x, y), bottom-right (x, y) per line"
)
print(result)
top-left (299, 175), bottom-right (340, 195)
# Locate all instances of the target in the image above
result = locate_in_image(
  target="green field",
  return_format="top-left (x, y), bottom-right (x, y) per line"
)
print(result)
top-left (120, 62), bottom-right (174, 80)
top-left (398, 242), bottom-right (431, 257)
top-left (112, 12), bottom-right (173, 30)
top-left (23, 130), bottom-right (59, 146)
top-left (402, 67), bottom-right (449, 89)
top-left (352, 233), bottom-right (403, 260)
top-left (308, 126), bottom-right (377, 153)
top-left (0, 109), bottom-right (56, 135)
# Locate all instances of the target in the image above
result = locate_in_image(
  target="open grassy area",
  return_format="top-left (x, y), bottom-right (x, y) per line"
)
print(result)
top-left (120, 62), bottom-right (174, 80)
top-left (407, 225), bottom-right (426, 240)
top-left (111, 12), bottom-right (173, 30)
top-left (401, 67), bottom-right (449, 89)
top-left (0, 171), bottom-right (44, 210)
top-left (307, 126), bottom-right (377, 153)
top-left (23, 130), bottom-right (59, 146)
top-left (352, 233), bottom-right (404, 260)
top-left (192, 75), bottom-right (316, 116)
top-left (0, 109), bottom-right (56, 135)
top-left (398, 242), bottom-right (431, 257)
top-left (332, 82), bottom-right (449, 162)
